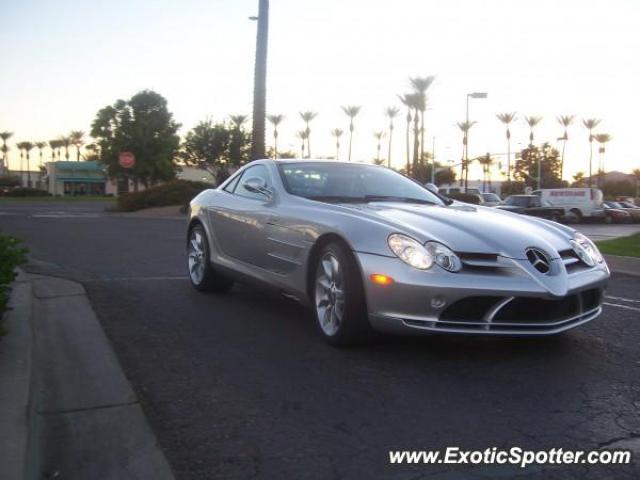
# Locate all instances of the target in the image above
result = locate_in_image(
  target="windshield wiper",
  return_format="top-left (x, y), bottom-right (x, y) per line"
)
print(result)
top-left (363, 195), bottom-right (437, 205)
top-left (307, 195), bottom-right (365, 203)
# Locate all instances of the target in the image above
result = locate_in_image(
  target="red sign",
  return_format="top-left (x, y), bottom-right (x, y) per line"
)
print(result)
top-left (118, 151), bottom-right (136, 169)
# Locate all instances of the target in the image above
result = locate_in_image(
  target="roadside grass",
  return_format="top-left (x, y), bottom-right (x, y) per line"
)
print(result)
top-left (596, 233), bottom-right (640, 258)
top-left (0, 195), bottom-right (115, 203)
top-left (0, 235), bottom-right (27, 324)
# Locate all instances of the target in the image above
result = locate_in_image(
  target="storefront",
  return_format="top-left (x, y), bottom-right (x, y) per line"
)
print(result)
top-left (45, 161), bottom-right (107, 196)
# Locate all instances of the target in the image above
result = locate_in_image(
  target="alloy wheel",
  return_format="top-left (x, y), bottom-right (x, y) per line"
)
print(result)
top-left (315, 253), bottom-right (346, 336)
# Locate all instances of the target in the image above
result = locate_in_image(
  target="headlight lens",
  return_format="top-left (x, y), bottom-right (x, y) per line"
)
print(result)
top-left (388, 234), bottom-right (434, 270)
top-left (387, 234), bottom-right (462, 272)
top-left (425, 242), bottom-right (463, 272)
top-left (570, 232), bottom-right (603, 266)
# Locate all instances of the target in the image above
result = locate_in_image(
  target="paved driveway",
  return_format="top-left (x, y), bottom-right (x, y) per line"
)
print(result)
top-left (1, 201), bottom-right (639, 479)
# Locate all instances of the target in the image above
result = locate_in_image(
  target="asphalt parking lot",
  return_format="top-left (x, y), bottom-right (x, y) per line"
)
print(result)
top-left (1, 201), bottom-right (639, 479)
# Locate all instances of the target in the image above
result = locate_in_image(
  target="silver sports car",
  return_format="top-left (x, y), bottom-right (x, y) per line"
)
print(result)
top-left (187, 160), bottom-right (609, 345)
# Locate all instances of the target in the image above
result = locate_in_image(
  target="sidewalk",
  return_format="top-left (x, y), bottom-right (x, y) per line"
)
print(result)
top-left (0, 271), bottom-right (174, 480)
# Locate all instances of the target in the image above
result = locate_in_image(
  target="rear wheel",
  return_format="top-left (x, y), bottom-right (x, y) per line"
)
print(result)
top-left (313, 242), bottom-right (372, 346)
top-left (569, 209), bottom-right (583, 223)
top-left (188, 224), bottom-right (234, 292)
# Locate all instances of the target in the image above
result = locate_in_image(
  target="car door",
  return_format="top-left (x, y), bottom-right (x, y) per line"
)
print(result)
top-left (208, 164), bottom-right (275, 267)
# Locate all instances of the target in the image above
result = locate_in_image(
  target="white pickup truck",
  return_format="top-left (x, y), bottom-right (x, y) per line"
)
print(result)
top-left (532, 188), bottom-right (605, 222)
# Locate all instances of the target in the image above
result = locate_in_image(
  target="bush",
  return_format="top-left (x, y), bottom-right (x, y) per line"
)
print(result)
top-left (0, 175), bottom-right (21, 188)
top-left (0, 235), bottom-right (28, 323)
top-left (3, 187), bottom-right (51, 197)
top-left (116, 179), bottom-right (213, 212)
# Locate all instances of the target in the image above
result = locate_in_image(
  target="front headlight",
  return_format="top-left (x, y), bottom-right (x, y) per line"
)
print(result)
top-left (388, 234), bottom-right (433, 270)
top-left (571, 232), bottom-right (603, 266)
top-left (387, 234), bottom-right (462, 272)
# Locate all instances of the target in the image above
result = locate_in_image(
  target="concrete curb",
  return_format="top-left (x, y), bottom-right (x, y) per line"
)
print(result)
top-left (604, 255), bottom-right (640, 277)
top-left (0, 270), bottom-right (175, 480)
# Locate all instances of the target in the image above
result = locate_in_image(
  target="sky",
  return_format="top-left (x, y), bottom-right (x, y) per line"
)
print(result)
top-left (1, 0), bottom-right (639, 182)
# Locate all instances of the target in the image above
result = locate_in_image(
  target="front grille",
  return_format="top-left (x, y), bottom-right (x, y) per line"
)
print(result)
top-left (558, 248), bottom-right (590, 273)
top-left (408, 288), bottom-right (603, 335)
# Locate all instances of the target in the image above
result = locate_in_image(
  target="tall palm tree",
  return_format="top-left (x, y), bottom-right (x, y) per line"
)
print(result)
top-left (35, 141), bottom-right (46, 167)
top-left (17, 141), bottom-right (34, 186)
top-left (373, 131), bottom-right (386, 165)
top-left (341, 105), bottom-right (361, 162)
top-left (296, 130), bottom-right (308, 158)
top-left (48, 139), bottom-right (61, 161)
top-left (267, 114), bottom-right (284, 159)
top-left (230, 115), bottom-right (248, 130)
top-left (0, 131), bottom-right (13, 173)
top-left (556, 115), bottom-right (575, 180)
top-left (398, 94), bottom-right (416, 173)
top-left (572, 171), bottom-right (585, 187)
top-left (250, 0), bottom-right (269, 160)
top-left (299, 111), bottom-right (317, 158)
top-left (70, 130), bottom-right (84, 161)
top-left (582, 118), bottom-right (601, 187)
top-left (331, 128), bottom-right (343, 160)
top-left (409, 76), bottom-right (435, 167)
top-left (384, 106), bottom-right (400, 169)
top-left (593, 133), bottom-right (612, 187)
top-left (524, 116), bottom-right (542, 145)
top-left (477, 153), bottom-right (495, 192)
top-left (456, 121), bottom-right (476, 187)
top-left (16, 142), bottom-right (27, 184)
top-left (496, 112), bottom-right (517, 181)
top-left (59, 136), bottom-right (71, 160)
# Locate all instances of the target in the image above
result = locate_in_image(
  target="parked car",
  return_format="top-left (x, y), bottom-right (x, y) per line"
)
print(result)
top-left (602, 201), bottom-right (634, 224)
top-left (615, 201), bottom-right (640, 222)
top-left (532, 188), bottom-right (605, 222)
top-left (438, 186), bottom-right (481, 195)
top-left (497, 195), bottom-right (566, 222)
top-left (446, 192), bottom-right (484, 205)
top-left (187, 160), bottom-right (608, 345)
top-left (480, 192), bottom-right (502, 207)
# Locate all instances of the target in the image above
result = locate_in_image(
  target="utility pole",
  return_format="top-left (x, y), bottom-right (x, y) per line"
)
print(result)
top-left (250, 0), bottom-right (269, 160)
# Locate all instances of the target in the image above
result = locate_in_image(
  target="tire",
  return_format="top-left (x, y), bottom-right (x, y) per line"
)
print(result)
top-left (313, 242), bottom-right (372, 346)
top-left (187, 224), bottom-right (234, 293)
top-left (569, 209), bottom-right (583, 224)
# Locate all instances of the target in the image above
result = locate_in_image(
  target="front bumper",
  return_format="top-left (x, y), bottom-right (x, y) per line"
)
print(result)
top-left (355, 251), bottom-right (609, 336)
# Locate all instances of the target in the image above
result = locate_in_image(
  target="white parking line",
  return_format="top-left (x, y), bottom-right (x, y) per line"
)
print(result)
top-left (605, 295), bottom-right (640, 304)
top-left (603, 302), bottom-right (640, 313)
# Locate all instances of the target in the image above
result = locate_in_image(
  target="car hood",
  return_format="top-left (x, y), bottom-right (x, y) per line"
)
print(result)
top-left (339, 202), bottom-right (574, 260)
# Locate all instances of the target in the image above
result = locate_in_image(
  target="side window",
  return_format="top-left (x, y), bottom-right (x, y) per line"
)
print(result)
top-left (530, 198), bottom-right (541, 207)
top-left (234, 165), bottom-right (271, 200)
top-left (223, 173), bottom-right (242, 193)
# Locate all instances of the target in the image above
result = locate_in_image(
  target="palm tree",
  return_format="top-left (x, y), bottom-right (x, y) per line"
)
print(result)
top-left (267, 114), bottom-right (284, 159)
top-left (70, 130), bottom-right (84, 161)
top-left (524, 116), bottom-right (542, 145)
top-left (0, 131), bottom-right (13, 173)
top-left (477, 153), bottom-right (495, 192)
top-left (556, 115), bottom-right (575, 180)
top-left (384, 106), bottom-right (400, 169)
top-left (633, 168), bottom-right (640, 198)
top-left (35, 141), bottom-right (46, 168)
top-left (456, 121), bottom-right (476, 187)
top-left (296, 130), bottom-right (308, 158)
top-left (572, 171), bottom-right (585, 187)
top-left (373, 131), bottom-right (386, 165)
top-left (409, 76), bottom-right (435, 167)
top-left (398, 94), bottom-right (416, 173)
top-left (593, 133), bottom-right (612, 187)
top-left (496, 112), bottom-right (517, 181)
top-left (331, 128), bottom-right (343, 160)
top-left (17, 141), bottom-right (34, 186)
top-left (250, 0), bottom-right (269, 161)
top-left (48, 139), bottom-right (61, 161)
top-left (341, 105), bottom-right (361, 162)
top-left (582, 118), bottom-right (601, 187)
top-left (230, 115), bottom-right (248, 130)
top-left (299, 111), bottom-right (317, 158)
top-left (60, 136), bottom-right (72, 160)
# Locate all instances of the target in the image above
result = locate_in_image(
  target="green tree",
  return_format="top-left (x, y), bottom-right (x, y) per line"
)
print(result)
top-left (296, 130), bottom-right (308, 158)
top-left (572, 171), bottom-right (585, 187)
top-left (331, 128), bottom-right (343, 160)
top-left (514, 143), bottom-right (565, 189)
top-left (341, 105), bottom-right (361, 162)
top-left (556, 115), bottom-right (574, 180)
top-left (179, 119), bottom-right (250, 184)
top-left (398, 94), bottom-right (418, 173)
top-left (582, 117), bottom-right (601, 186)
top-left (16, 141), bottom-right (34, 186)
top-left (91, 90), bottom-right (181, 190)
top-left (299, 111), bottom-right (317, 158)
top-left (384, 106), bottom-right (400, 169)
top-left (409, 76), bottom-right (435, 169)
top-left (477, 153), bottom-right (496, 191)
top-left (632, 168), bottom-right (640, 197)
top-left (0, 131), bottom-right (13, 173)
top-left (373, 130), bottom-right (385, 165)
top-left (70, 130), bottom-right (84, 161)
top-left (594, 133), bottom-right (612, 187)
top-left (229, 115), bottom-right (251, 166)
top-left (35, 141), bottom-right (46, 168)
top-left (267, 114), bottom-right (284, 159)
top-left (48, 139), bottom-right (62, 161)
top-left (456, 120), bottom-right (476, 187)
top-left (496, 112), bottom-right (517, 181)
top-left (60, 135), bottom-right (71, 160)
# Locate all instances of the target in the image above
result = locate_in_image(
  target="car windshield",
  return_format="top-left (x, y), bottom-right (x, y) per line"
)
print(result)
top-left (482, 193), bottom-right (500, 202)
top-left (504, 196), bottom-right (531, 206)
top-left (277, 162), bottom-right (445, 205)
top-left (606, 201), bottom-right (622, 208)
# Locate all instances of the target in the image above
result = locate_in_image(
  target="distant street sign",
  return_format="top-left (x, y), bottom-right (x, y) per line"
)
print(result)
top-left (118, 151), bottom-right (135, 169)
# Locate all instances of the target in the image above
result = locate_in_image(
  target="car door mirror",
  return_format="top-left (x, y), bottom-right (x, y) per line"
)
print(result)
top-left (424, 182), bottom-right (438, 194)
top-left (242, 176), bottom-right (272, 199)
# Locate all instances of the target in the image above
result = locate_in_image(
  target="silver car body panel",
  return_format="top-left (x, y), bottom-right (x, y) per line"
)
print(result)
top-left (189, 159), bottom-right (609, 336)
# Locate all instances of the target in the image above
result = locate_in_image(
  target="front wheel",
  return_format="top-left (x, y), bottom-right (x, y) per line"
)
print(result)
top-left (188, 224), bottom-right (234, 292)
top-left (313, 242), bottom-right (372, 346)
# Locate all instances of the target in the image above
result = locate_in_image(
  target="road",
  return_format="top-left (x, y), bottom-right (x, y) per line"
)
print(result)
top-left (1, 201), bottom-right (639, 479)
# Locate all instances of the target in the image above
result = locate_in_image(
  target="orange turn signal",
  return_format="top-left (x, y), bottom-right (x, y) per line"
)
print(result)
top-left (370, 274), bottom-right (394, 286)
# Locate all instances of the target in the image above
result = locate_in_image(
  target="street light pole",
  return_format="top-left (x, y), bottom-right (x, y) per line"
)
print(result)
top-left (250, 0), bottom-right (269, 161)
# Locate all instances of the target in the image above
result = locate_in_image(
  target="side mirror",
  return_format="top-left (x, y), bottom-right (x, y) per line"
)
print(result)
top-left (242, 176), bottom-right (272, 199)
top-left (424, 183), bottom-right (438, 194)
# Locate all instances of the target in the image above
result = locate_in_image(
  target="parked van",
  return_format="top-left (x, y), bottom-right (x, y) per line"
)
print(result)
top-left (437, 186), bottom-right (481, 195)
top-left (531, 188), bottom-right (604, 222)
